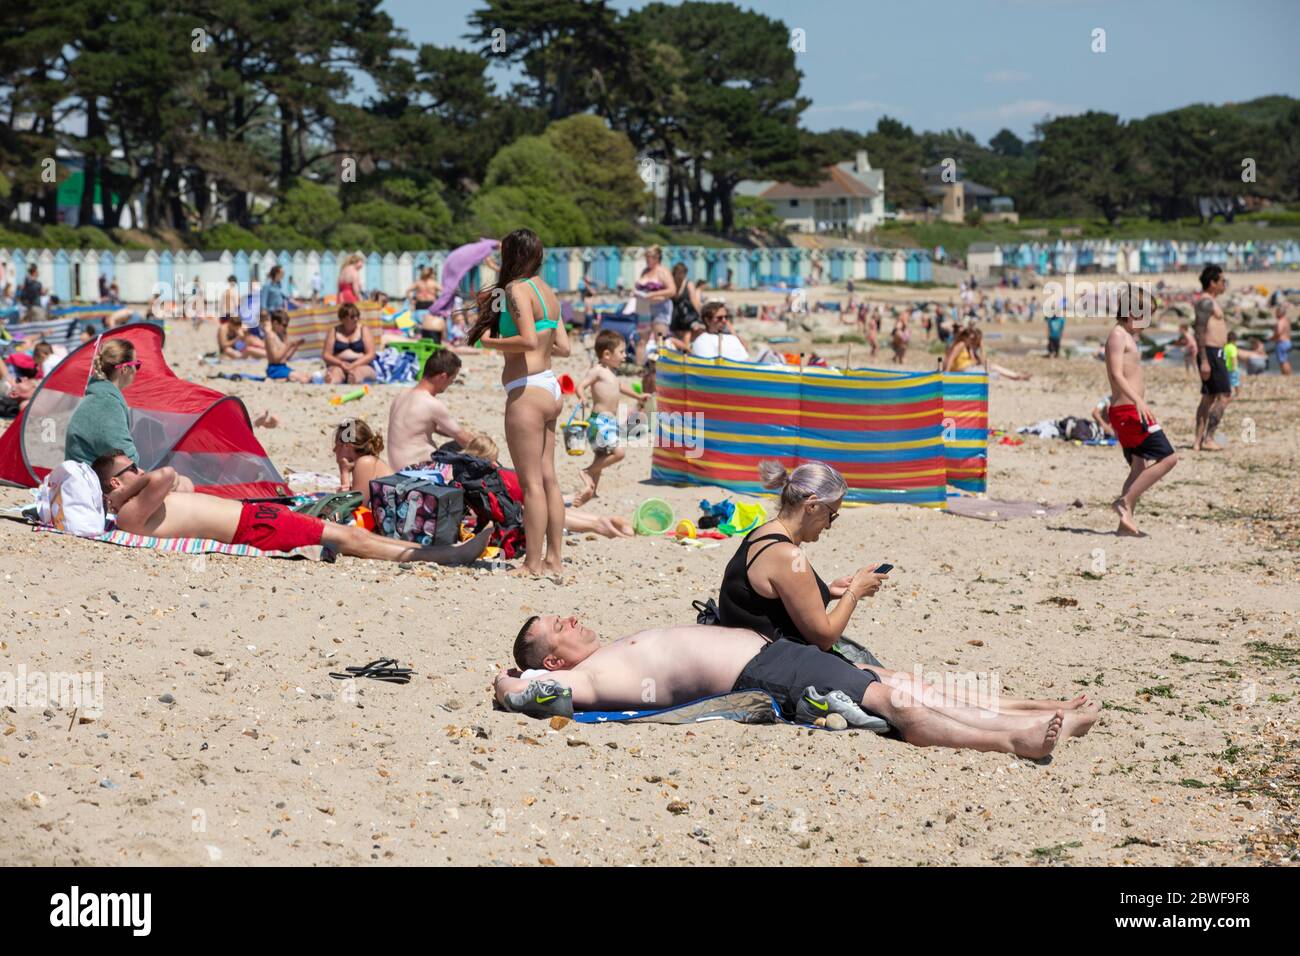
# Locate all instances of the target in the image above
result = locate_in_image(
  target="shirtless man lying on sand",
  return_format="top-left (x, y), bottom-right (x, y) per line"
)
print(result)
top-left (495, 615), bottom-right (1100, 760)
top-left (93, 451), bottom-right (490, 564)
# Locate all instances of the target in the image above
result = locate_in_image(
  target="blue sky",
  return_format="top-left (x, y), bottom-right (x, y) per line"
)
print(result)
top-left (379, 0), bottom-right (1299, 142)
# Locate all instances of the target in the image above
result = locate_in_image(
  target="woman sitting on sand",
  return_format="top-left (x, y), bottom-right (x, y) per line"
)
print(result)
top-left (64, 338), bottom-right (143, 466)
top-left (334, 418), bottom-right (393, 506)
top-left (944, 327), bottom-right (1030, 381)
top-left (322, 303), bottom-right (377, 385)
top-left (718, 460), bottom-right (889, 667)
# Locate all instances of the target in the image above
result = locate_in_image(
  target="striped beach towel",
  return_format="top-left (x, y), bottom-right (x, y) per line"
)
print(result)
top-left (33, 523), bottom-right (325, 560)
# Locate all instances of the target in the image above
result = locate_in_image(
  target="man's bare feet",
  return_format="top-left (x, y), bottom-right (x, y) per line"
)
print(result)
top-left (1008, 710), bottom-right (1063, 760)
top-left (1112, 499), bottom-right (1140, 536)
top-left (1200, 439), bottom-right (1223, 451)
top-left (1062, 700), bottom-right (1102, 738)
top-left (572, 470), bottom-right (595, 508)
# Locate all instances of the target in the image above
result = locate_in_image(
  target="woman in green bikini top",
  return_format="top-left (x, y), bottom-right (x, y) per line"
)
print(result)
top-left (498, 277), bottom-right (558, 339)
top-left (466, 228), bottom-right (571, 577)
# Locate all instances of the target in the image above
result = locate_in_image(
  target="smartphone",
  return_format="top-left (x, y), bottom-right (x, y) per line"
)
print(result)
top-left (873, 563), bottom-right (894, 575)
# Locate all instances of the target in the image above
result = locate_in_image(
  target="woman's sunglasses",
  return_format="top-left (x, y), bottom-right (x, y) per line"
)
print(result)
top-left (118, 360), bottom-right (143, 371)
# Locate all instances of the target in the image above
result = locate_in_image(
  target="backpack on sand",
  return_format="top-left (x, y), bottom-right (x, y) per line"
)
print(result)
top-left (428, 448), bottom-right (526, 559)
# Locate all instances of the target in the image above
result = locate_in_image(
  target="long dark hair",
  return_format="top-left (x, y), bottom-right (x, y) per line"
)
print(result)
top-left (468, 229), bottom-right (544, 345)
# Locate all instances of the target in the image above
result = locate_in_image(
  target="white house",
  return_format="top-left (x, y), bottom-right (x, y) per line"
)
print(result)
top-left (737, 151), bottom-right (886, 234)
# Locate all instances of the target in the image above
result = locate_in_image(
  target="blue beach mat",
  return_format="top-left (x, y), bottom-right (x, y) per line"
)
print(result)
top-left (572, 689), bottom-right (890, 734)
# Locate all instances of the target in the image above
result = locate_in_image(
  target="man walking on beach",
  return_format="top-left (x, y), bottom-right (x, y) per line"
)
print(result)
top-left (1193, 264), bottom-right (1230, 450)
top-left (1105, 284), bottom-right (1177, 536)
top-left (1273, 305), bottom-right (1292, 376)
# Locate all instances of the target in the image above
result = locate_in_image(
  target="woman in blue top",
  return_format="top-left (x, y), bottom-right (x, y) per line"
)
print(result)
top-left (467, 229), bottom-right (571, 577)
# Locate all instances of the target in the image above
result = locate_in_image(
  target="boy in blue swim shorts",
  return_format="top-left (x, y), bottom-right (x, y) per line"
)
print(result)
top-left (573, 329), bottom-right (647, 507)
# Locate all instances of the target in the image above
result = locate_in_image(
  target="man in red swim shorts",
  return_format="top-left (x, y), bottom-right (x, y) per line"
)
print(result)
top-left (92, 451), bottom-right (489, 564)
top-left (1103, 284), bottom-right (1178, 537)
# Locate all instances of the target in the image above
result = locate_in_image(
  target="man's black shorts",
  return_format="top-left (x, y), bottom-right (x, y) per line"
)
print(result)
top-left (732, 638), bottom-right (881, 718)
top-left (1201, 346), bottom-right (1231, 396)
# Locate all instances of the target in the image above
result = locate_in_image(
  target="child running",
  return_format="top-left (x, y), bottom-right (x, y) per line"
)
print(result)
top-left (467, 228), bottom-right (571, 578)
top-left (1104, 283), bottom-right (1178, 536)
top-left (573, 329), bottom-right (647, 507)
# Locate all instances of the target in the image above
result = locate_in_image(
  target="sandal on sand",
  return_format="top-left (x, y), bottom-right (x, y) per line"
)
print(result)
top-left (329, 658), bottom-right (415, 684)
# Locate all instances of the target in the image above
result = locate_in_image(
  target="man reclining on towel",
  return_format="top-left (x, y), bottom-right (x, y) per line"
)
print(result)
top-left (92, 450), bottom-right (489, 564)
top-left (495, 614), bottom-right (1100, 759)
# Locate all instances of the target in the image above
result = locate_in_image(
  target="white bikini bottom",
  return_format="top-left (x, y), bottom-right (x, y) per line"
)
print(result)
top-left (503, 368), bottom-right (561, 401)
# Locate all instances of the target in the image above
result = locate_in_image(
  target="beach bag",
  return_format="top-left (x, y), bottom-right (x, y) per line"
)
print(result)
top-left (1058, 416), bottom-right (1098, 442)
top-left (36, 461), bottom-right (106, 537)
top-left (369, 475), bottom-right (463, 546)
top-left (428, 448), bottom-right (526, 559)
top-left (693, 598), bottom-right (720, 626)
top-left (293, 491), bottom-right (363, 524)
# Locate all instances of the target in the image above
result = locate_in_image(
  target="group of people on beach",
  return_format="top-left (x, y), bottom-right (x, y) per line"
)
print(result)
top-left (20, 230), bottom-right (1295, 764)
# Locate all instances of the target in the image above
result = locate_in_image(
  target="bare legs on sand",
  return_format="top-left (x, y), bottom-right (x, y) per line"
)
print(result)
top-left (1112, 452), bottom-right (1178, 536)
top-left (1193, 394), bottom-right (1227, 451)
top-left (505, 385), bottom-right (564, 576)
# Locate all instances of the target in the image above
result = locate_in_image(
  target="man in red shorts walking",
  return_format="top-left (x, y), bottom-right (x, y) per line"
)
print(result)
top-left (1103, 285), bottom-right (1178, 536)
top-left (92, 451), bottom-right (489, 563)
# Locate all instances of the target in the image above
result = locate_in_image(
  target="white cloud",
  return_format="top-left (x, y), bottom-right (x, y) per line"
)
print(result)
top-left (985, 69), bottom-right (1030, 84)
top-left (961, 99), bottom-right (1081, 123)
top-left (807, 99), bottom-right (896, 115)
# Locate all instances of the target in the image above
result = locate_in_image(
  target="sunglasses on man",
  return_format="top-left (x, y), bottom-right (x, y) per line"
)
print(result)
top-left (113, 462), bottom-right (141, 480)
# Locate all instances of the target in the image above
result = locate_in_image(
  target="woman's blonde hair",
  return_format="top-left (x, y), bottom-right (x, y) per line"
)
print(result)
top-left (91, 339), bottom-right (136, 381)
top-left (758, 460), bottom-right (847, 513)
top-left (334, 418), bottom-right (384, 458)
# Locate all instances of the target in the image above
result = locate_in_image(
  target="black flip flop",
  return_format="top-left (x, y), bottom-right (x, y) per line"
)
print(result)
top-left (329, 658), bottom-right (415, 684)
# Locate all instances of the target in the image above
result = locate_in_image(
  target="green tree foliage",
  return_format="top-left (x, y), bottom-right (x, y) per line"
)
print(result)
top-left (470, 186), bottom-right (593, 247)
top-left (1, 0), bottom-right (1295, 248)
top-left (1031, 112), bottom-right (1134, 224)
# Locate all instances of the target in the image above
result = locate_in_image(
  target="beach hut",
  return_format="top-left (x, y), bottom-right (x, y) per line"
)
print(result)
top-left (79, 250), bottom-right (100, 303)
top-left (865, 251), bottom-right (881, 281)
top-left (905, 250), bottom-right (922, 283)
top-left (379, 253), bottom-right (398, 298)
top-left (880, 250), bottom-right (898, 282)
top-left (52, 249), bottom-right (72, 301)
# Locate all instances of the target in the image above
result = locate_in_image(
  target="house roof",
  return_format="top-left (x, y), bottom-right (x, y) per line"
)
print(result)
top-left (761, 166), bottom-right (877, 201)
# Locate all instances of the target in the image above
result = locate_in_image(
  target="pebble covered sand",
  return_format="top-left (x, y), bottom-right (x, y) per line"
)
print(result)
top-left (2, 271), bottom-right (1296, 866)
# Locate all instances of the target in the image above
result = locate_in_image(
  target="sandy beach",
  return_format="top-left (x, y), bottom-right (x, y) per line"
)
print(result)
top-left (2, 274), bottom-right (1296, 867)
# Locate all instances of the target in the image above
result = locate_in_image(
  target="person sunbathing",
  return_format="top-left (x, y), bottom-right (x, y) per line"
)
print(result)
top-left (496, 615), bottom-right (1100, 759)
top-left (93, 451), bottom-right (490, 564)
